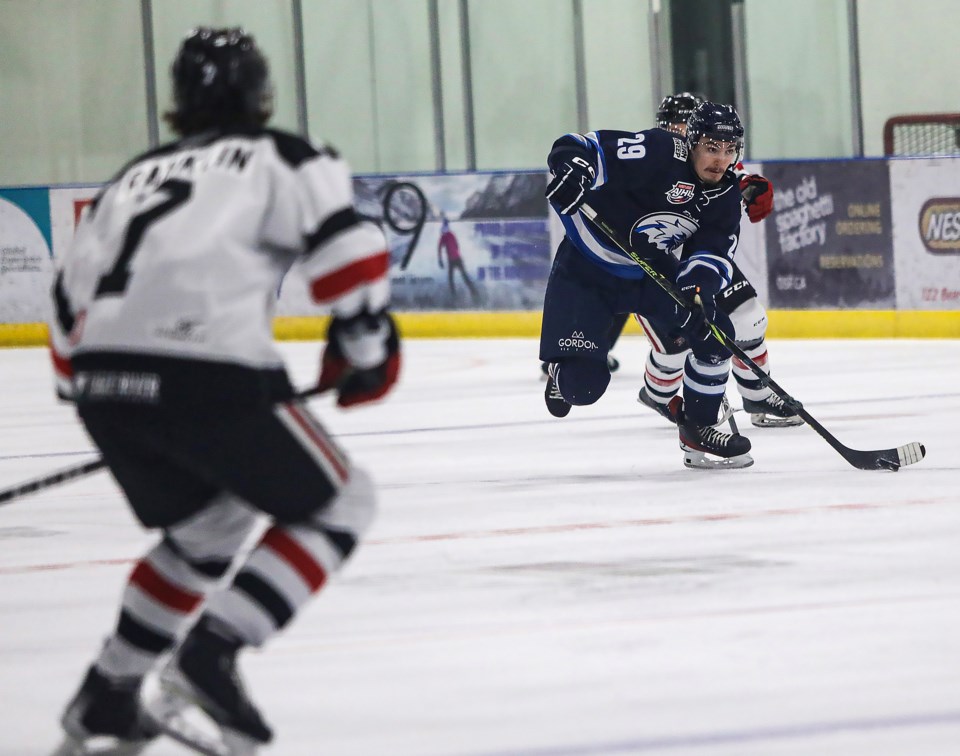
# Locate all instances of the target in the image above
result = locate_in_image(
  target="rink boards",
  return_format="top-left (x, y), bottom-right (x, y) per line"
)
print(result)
top-left (1, 157), bottom-right (959, 345)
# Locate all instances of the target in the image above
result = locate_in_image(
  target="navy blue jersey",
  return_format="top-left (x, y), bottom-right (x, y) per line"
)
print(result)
top-left (547, 128), bottom-right (742, 291)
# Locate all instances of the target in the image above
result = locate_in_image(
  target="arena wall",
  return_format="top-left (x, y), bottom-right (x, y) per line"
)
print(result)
top-left (1, 157), bottom-right (958, 346)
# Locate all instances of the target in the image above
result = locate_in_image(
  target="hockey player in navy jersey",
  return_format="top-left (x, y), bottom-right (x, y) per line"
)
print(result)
top-left (540, 100), bottom-right (753, 468)
top-left (636, 93), bottom-right (802, 428)
top-left (49, 28), bottom-right (400, 754)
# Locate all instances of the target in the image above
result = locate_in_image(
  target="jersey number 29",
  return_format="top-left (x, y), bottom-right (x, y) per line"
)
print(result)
top-left (616, 134), bottom-right (646, 160)
top-left (95, 179), bottom-right (192, 298)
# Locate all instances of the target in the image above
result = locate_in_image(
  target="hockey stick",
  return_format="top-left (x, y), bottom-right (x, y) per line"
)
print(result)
top-left (0, 384), bottom-right (330, 507)
top-left (579, 202), bottom-right (926, 471)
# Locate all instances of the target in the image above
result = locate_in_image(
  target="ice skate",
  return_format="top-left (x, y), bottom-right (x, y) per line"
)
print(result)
top-left (52, 667), bottom-right (157, 756)
top-left (637, 386), bottom-right (677, 424)
top-left (544, 364), bottom-right (571, 418)
top-left (743, 393), bottom-right (803, 428)
top-left (640, 387), bottom-right (736, 429)
top-left (144, 617), bottom-right (272, 756)
top-left (670, 396), bottom-right (753, 469)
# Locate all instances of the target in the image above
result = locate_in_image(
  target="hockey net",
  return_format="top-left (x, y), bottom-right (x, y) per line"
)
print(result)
top-left (883, 113), bottom-right (960, 156)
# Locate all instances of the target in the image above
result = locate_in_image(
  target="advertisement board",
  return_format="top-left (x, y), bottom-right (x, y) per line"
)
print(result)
top-left (0, 188), bottom-right (55, 322)
top-left (762, 160), bottom-right (895, 309)
top-left (0, 186), bottom-right (101, 323)
top-left (49, 185), bottom-right (101, 259)
top-left (11, 174), bottom-right (552, 322)
top-left (2, 158), bottom-right (958, 339)
top-left (277, 171), bottom-right (552, 314)
top-left (890, 158), bottom-right (960, 309)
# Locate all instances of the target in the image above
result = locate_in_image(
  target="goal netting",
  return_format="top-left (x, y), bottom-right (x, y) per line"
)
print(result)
top-left (883, 113), bottom-right (960, 156)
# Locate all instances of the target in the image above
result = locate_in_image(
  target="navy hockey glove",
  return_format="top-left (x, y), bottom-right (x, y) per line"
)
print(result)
top-left (676, 288), bottom-right (733, 362)
top-left (677, 286), bottom-right (714, 343)
top-left (677, 262), bottom-right (724, 342)
top-left (740, 174), bottom-right (773, 223)
top-left (546, 157), bottom-right (595, 214)
top-left (319, 310), bottom-right (401, 407)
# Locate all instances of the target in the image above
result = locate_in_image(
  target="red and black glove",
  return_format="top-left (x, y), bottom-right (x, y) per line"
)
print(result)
top-left (318, 309), bottom-right (401, 407)
top-left (739, 174), bottom-right (774, 223)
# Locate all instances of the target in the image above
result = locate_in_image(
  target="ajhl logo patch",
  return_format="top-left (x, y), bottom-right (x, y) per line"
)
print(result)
top-left (919, 197), bottom-right (960, 253)
top-left (665, 181), bottom-right (695, 205)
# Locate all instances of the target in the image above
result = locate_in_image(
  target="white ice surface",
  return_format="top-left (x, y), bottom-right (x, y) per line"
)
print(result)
top-left (0, 337), bottom-right (957, 756)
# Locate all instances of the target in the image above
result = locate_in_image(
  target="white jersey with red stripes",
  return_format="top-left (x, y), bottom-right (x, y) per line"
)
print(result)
top-left (50, 127), bottom-right (387, 374)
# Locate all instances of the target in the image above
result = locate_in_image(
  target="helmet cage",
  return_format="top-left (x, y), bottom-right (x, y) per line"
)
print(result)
top-left (686, 101), bottom-right (745, 164)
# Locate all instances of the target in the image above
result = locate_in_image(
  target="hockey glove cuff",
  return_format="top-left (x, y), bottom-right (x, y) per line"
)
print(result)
top-left (319, 310), bottom-right (401, 407)
top-left (677, 258), bottom-right (726, 300)
top-left (739, 174), bottom-right (774, 223)
top-left (676, 287), bottom-right (715, 343)
top-left (546, 156), bottom-right (596, 214)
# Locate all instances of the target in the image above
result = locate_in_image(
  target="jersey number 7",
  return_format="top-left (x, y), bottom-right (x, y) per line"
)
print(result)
top-left (95, 179), bottom-right (192, 298)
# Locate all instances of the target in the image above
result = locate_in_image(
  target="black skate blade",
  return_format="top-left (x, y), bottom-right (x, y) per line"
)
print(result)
top-left (50, 734), bottom-right (151, 756)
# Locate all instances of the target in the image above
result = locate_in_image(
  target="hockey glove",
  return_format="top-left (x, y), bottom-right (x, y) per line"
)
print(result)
top-left (677, 286), bottom-right (714, 343)
top-left (546, 156), bottom-right (595, 214)
top-left (739, 174), bottom-right (774, 223)
top-left (319, 310), bottom-right (401, 407)
top-left (676, 259), bottom-right (725, 343)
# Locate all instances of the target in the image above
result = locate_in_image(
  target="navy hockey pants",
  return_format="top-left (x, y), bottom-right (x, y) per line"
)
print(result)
top-left (538, 238), bottom-right (732, 423)
top-left (78, 396), bottom-right (351, 529)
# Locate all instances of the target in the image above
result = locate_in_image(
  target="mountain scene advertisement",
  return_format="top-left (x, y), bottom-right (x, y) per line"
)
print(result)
top-left (352, 172), bottom-right (552, 311)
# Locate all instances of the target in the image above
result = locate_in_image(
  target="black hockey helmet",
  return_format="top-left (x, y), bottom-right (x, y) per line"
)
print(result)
top-left (686, 101), bottom-right (744, 160)
top-left (166, 27), bottom-right (273, 135)
top-left (656, 92), bottom-right (703, 129)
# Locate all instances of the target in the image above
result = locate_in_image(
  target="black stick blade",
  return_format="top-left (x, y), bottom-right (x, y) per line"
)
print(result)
top-left (846, 442), bottom-right (926, 472)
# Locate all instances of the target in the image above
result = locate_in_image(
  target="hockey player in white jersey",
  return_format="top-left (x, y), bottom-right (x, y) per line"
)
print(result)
top-left (49, 28), bottom-right (400, 754)
top-left (636, 92), bottom-right (802, 428)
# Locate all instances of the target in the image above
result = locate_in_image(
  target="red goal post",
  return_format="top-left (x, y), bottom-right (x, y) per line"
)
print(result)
top-left (883, 113), bottom-right (960, 156)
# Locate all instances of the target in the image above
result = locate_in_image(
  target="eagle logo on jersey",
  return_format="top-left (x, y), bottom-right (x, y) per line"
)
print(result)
top-left (665, 181), bottom-right (695, 204)
top-left (631, 212), bottom-right (699, 253)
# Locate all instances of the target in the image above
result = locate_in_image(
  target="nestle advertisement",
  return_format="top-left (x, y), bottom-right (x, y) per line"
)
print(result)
top-left (889, 158), bottom-right (960, 309)
top-left (762, 161), bottom-right (895, 308)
